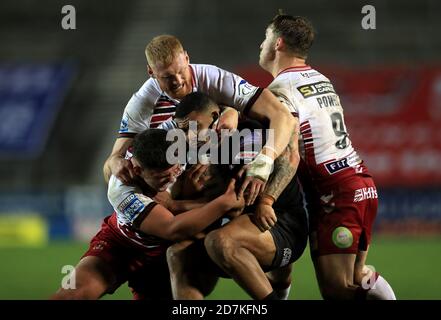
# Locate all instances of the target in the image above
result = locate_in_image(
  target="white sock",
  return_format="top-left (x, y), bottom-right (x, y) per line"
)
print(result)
top-left (367, 275), bottom-right (396, 300)
top-left (275, 284), bottom-right (291, 300)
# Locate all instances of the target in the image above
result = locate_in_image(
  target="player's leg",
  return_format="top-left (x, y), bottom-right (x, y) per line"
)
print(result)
top-left (314, 253), bottom-right (359, 300)
top-left (51, 256), bottom-right (118, 300)
top-left (353, 248), bottom-right (396, 300)
top-left (204, 214), bottom-right (277, 300)
top-left (167, 238), bottom-right (219, 300)
top-left (265, 206), bottom-right (308, 300)
top-left (312, 177), bottom-right (396, 300)
top-left (266, 264), bottom-right (293, 300)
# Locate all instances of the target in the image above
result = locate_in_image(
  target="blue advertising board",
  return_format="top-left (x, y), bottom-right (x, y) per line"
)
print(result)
top-left (0, 63), bottom-right (75, 158)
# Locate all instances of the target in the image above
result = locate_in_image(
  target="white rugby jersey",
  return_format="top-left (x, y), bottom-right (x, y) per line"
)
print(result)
top-left (119, 64), bottom-right (262, 133)
top-left (268, 65), bottom-right (368, 187)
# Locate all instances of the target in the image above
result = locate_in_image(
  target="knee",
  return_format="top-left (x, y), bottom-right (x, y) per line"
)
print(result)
top-left (51, 284), bottom-right (101, 300)
top-left (204, 230), bottom-right (236, 269)
top-left (166, 243), bottom-right (187, 269)
top-left (267, 264), bottom-right (292, 287)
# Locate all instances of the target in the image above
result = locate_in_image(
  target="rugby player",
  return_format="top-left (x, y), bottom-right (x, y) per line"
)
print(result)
top-left (51, 129), bottom-right (244, 300)
top-left (103, 35), bottom-right (296, 205)
top-left (166, 92), bottom-right (308, 300)
top-left (257, 12), bottom-right (396, 300)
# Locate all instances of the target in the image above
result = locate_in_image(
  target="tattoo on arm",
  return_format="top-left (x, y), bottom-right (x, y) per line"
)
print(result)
top-left (262, 120), bottom-right (300, 201)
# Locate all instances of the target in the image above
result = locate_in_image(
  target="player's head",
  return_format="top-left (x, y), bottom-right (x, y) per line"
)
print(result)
top-left (145, 35), bottom-right (193, 100)
top-left (174, 92), bottom-right (221, 137)
top-left (259, 11), bottom-right (314, 70)
top-left (131, 128), bottom-right (183, 191)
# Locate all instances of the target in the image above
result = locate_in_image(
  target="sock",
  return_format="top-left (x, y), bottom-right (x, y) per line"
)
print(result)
top-left (262, 291), bottom-right (279, 300)
top-left (356, 272), bottom-right (396, 300)
top-left (274, 284), bottom-right (291, 300)
top-left (367, 274), bottom-right (396, 300)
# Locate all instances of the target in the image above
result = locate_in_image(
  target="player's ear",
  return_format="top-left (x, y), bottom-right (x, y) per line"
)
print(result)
top-left (184, 51), bottom-right (190, 64)
top-left (132, 165), bottom-right (143, 176)
top-left (130, 158), bottom-right (143, 176)
top-left (147, 65), bottom-right (155, 78)
top-left (275, 37), bottom-right (284, 51)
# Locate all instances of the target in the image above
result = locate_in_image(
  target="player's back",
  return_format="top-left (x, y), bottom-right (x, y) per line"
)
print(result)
top-left (268, 66), bottom-right (369, 190)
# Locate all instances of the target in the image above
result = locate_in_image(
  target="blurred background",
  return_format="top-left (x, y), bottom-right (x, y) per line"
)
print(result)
top-left (0, 0), bottom-right (440, 299)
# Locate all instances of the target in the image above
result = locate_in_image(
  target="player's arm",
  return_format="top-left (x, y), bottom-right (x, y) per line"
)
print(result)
top-left (253, 118), bottom-right (301, 231)
top-left (263, 116), bottom-right (300, 201)
top-left (104, 79), bottom-right (158, 184)
top-left (154, 191), bottom-right (207, 214)
top-left (138, 179), bottom-right (243, 242)
top-left (238, 89), bottom-right (296, 199)
top-left (247, 88), bottom-right (295, 160)
top-left (103, 137), bottom-right (134, 184)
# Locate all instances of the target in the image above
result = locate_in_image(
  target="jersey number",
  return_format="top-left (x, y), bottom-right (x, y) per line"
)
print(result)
top-left (330, 112), bottom-right (349, 149)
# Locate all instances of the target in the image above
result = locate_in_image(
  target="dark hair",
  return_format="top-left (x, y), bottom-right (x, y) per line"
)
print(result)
top-left (132, 129), bottom-right (173, 169)
top-left (174, 92), bottom-right (218, 119)
top-left (268, 12), bottom-right (314, 59)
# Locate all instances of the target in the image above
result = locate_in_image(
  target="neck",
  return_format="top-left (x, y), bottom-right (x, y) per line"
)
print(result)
top-left (268, 54), bottom-right (307, 78)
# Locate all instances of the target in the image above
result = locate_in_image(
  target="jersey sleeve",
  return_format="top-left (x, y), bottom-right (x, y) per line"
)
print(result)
top-left (118, 78), bottom-right (159, 135)
top-left (158, 119), bottom-right (178, 131)
top-left (107, 175), bottom-right (158, 228)
top-left (267, 80), bottom-right (299, 115)
top-left (195, 64), bottom-right (263, 114)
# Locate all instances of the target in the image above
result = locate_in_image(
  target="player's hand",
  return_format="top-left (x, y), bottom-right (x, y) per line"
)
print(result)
top-left (183, 164), bottom-right (211, 193)
top-left (216, 107), bottom-right (239, 132)
top-left (222, 178), bottom-right (245, 211)
top-left (154, 191), bottom-right (173, 210)
top-left (110, 156), bottom-right (135, 184)
top-left (237, 166), bottom-right (266, 206)
top-left (252, 203), bottom-right (277, 232)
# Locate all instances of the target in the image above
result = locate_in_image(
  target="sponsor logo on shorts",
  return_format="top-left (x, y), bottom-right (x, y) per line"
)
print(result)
top-left (297, 81), bottom-right (336, 98)
top-left (332, 226), bottom-right (353, 249)
top-left (280, 248), bottom-right (292, 267)
top-left (325, 158), bottom-right (349, 174)
top-left (92, 241), bottom-right (107, 251)
top-left (320, 192), bottom-right (335, 214)
top-left (354, 187), bottom-right (378, 202)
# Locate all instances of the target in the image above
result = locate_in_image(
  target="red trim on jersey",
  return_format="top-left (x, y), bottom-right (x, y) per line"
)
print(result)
top-left (300, 120), bottom-right (316, 166)
top-left (118, 132), bottom-right (137, 138)
top-left (150, 114), bottom-right (174, 123)
top-left (156, 101), bottom-right (175, 107)
top-left (277, 65), bottom-right (312, 77)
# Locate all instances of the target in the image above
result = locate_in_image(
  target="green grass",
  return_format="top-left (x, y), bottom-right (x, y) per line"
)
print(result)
top-left (0, 236), bottom-right (440, 300)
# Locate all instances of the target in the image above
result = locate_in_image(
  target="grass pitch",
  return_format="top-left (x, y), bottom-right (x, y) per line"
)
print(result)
top-left (0, 236), bottom-right (440, 300)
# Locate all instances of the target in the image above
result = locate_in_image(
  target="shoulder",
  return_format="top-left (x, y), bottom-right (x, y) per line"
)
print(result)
top-left (108, 175), bottom-right (157, 224)
top-left (191, 63), bottom-right (238, 80)
top-left (124, 78), bottom-right (161, 117)
top-left (134, 78), bottom-right (162, 101)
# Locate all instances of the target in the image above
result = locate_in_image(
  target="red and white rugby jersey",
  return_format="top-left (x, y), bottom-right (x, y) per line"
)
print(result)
top-left (107, 174), bottom-right (168, 249)
top-left (268, 65), bottom-right (370, 189)
top-left (118, 64), bottom-right (263, 133)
